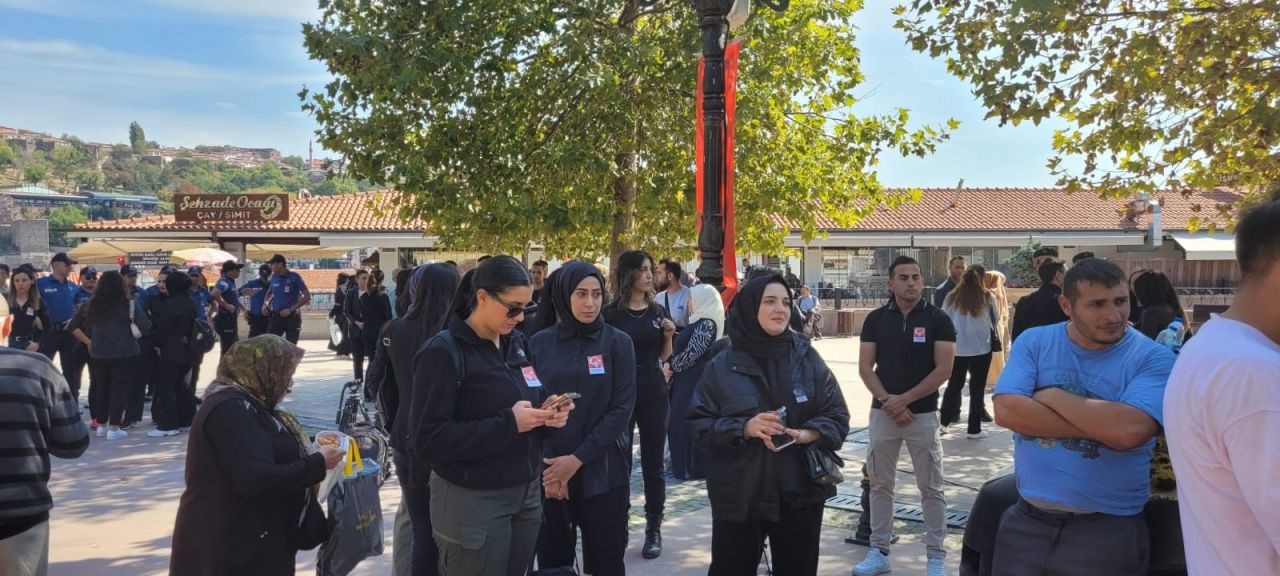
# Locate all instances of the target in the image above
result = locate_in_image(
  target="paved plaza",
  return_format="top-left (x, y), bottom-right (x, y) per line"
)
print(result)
top-left (46, 337), bottom-right (1013, 576)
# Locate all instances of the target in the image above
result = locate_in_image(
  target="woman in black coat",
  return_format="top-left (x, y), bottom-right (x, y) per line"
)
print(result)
top-left (170, 335), bottom-right (346, 576)
top-left (329, 272), bottom-right (351, 356)
top-left (150, 272), bottom-right (200, 435)
top-left (530, 262), bottom-right (637, 575)
top-left (688, 273), bottom-right (850, 576)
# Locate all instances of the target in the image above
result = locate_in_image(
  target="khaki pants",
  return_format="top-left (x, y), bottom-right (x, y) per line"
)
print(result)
top-left (866, 409), bottom-right (947, 557)
top-left (0, 520), bottom-right (48, 576)
top-left (393, 495), bottom-right (412, 576)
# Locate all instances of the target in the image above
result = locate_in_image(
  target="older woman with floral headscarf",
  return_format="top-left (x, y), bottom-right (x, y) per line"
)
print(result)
top-left (170, 335), bottom-right (346, 576)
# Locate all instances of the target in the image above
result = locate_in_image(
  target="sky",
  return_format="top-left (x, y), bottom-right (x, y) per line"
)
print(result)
top-left (0, 1), bottom-right (1065, 187)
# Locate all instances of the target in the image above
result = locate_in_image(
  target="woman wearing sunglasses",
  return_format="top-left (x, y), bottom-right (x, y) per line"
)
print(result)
top-left (412, 255), bottom-right (574, 576)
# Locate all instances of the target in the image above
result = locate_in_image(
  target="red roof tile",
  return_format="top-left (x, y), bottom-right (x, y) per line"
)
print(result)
top-left (77, 187), bottom-right (1242, 235)
top-left (77, 190), bottom-right (425, 233)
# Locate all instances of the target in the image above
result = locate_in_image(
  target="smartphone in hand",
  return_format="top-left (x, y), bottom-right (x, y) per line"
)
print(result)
top-left (542, 392), bottom-right (581, 411)
top-left (770, 406), bottom-right (795, 450)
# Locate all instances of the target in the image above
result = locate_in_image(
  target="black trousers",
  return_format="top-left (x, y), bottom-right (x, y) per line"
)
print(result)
top-left (267, 312), bottom-right (301, 344)
top-left (537, 485), bottom-right (630, 576)
top-left (39, 329), bottom-right (83, 403)
top-left (127, 336), bottom-right (156, 424)
top-left (350, 326), bottom-right (366, 381)
top-left (360, 326), bottom-right (380, 382)
top-left (992, 499), bottom-right (1149, 576)
top-left (395, 452), bottom-right (439, 576)
top-left (154, 359), bottom-right (196, 431)
top-left (89, 357), bottom-right (134, 426)
top-left (631, 369), bottom-right (668, 518)
top-left (247, 314), bottom-right (269, 338)
top-left (709, 504), bottom-right (824, 576)
top-left (215, 312), bottom-right (239, 355)
top-left (941, 352), bottom-right (992, 434)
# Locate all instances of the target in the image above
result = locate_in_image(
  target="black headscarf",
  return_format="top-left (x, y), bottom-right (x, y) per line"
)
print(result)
top-left (726, 273), bottom-right (795, 360)
top-left (534, 261), bottom-right (606, 337)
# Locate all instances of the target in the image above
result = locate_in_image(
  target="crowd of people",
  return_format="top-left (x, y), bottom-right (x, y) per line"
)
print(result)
top-left (1, 199), bottom-right (1279, 576)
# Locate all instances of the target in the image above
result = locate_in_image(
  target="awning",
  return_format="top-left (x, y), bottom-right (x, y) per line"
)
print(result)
top-left (69, 240), bottom-right (215, 264)
top-left (1171, 233), bottom-right (1235, 261)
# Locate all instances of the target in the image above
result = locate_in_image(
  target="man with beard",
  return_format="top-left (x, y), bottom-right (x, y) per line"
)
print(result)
top-left (990, 258), bottom-right (1174, 575)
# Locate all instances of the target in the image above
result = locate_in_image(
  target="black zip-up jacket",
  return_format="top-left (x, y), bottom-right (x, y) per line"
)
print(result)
top-left (412, 315), bottom-right (547, 490)
top-left (1011, 283), bottom-right (1069, 342)
top-left (689, 336), bottom-right (850, 523)
top-left (528, 323), bottom-right (636, 500)
top-left (343, 289), bottom-right (366, 338)
top-left (366, 315), bottom-right (440, 459)
top-left (152, 293), bottom-right (198, 365)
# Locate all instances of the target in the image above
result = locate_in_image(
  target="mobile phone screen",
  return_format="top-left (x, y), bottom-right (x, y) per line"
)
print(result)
top-left (771, 433), bottom-right (796, 450)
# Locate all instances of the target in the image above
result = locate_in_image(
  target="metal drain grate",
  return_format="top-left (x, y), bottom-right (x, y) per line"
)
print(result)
top-left (825, 494), bottom-right (969, 529)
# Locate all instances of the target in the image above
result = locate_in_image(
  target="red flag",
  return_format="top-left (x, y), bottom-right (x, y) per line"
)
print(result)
top-left (696, 40), bottom-right (743, 307)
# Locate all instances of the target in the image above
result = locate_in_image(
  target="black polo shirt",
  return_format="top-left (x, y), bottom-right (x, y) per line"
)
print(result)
top-left (861, 297), bottom-right (957, 414)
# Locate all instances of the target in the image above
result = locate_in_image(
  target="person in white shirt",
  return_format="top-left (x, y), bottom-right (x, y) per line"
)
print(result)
top-left (1165, 199), bottom-right (1280, 576)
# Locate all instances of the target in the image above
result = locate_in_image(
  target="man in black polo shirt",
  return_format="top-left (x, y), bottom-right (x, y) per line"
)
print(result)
top-left (854, 256), bottom-right (957, 576)
top-left (1011, 259), bottom-right (1069, 343)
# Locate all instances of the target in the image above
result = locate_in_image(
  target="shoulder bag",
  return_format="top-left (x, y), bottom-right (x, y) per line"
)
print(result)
top-left (804, 444), bottom-right (845, 486)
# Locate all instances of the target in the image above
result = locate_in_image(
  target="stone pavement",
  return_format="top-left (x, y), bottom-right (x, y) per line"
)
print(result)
top-left (45, 337), bottom-right (1014, 576)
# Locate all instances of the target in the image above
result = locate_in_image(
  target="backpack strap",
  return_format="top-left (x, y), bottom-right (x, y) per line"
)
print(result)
top-left (434, 330), bottom-right (466, 388)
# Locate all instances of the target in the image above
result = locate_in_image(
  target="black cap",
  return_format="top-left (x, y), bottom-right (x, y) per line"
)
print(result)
top-left (267, 254), bottom-right (287, 265)
top-left (221, 261), bottom-right (245, 273)
top-left (158, 265), bottom-right (177, 276)
top-left (120, 264), bottom-right (139, 276)
top-left (187, 266), bottom-right (204, 277)
top-left (258, 264), bottom-right (271, 276)
top-left (80, 266), bottom-right (98, 279)
top-left (51, 252), bottom-right (77, 266)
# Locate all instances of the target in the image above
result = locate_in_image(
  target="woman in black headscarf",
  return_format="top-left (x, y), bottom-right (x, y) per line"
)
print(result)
top-left (688, 273), bottom-right (850, 576)
top-left (529, 262), bottom-right (637, 575)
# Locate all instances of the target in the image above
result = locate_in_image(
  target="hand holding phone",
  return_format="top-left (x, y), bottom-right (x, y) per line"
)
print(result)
top-left (769, 406), bottom-right (796, 450)
top-left (542, 392), bottom-right (581, 411)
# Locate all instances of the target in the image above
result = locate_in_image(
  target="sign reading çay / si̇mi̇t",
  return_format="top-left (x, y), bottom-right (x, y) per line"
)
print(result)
top-left (174, 194), bottom-right (290, 223)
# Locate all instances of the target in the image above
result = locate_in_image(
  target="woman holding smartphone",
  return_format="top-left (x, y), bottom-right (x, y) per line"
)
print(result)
top-left (529, 261), bottom-right (637, 575)
top-left (412, 256), bottom-right (573, 576)
top-left (689, 273), bottom-right (850, 576)
top-left (602, 250), bottom-right (675, 559)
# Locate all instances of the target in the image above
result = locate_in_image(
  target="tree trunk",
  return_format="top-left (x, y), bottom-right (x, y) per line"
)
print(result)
top-left (609, 152), bottom-right (637, 266)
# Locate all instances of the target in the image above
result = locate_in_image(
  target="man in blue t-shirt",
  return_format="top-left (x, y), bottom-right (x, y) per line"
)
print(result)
top-left (238, 264), bottom-right (271, 338)
top-left (36, 253), bottom-right (85, 403)
top-left (74, 267), bottom-right (97, 306)
top-left (211, 261), bottom-right (244, 355)
top-left (991, 258), bottom-right (1174, 575)
top-left (264, 254), bottom-right (310, 344)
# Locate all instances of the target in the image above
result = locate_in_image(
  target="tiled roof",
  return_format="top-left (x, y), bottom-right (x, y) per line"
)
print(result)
top-left (77, 187), bottom-right (1243, 235)
top-left (77, 190), bottom-right (425, 232)
top-left (768, 187), bottom-right (1243, 232)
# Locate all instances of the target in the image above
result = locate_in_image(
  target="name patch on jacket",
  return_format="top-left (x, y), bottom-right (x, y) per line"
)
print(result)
top-left (587, 355), bottom-right (606, 375)
top-left (913, 326), bottom-right (927, 343)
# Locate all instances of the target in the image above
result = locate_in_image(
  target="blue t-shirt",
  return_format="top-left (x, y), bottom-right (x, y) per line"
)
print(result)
top-left (268, 271), bottom-right (308, 313)
top-left (192, 286), bottom-right (213, 319)
top-left (240, 278), bottom-right (269, 316)
top-left (37, 276), bottom-right (80, 325)
top-left (798, 295), bottom-right (818, 314)
top-left (137, 284), bottom-right (162, 311)
top-left (994, 323), bottom-right (1174, 515)
top-left (75, 288), bottom-right (93, 306)
top-left (213, 276), bottom-right (240, 312)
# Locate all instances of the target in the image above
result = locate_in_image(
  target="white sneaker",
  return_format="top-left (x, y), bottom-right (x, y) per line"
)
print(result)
top-left (147, 428), bottom-right (180, 438)
top-left (95, 426), bottom-right (107, 438)
top-left (927, 555), bottom-right (948, 576)
top-left (966, 430), bottom-right (989, 439)
top-left (106, 429), bottom-right (128, 441)
top-left (852, 548), bottom-right (892, 576)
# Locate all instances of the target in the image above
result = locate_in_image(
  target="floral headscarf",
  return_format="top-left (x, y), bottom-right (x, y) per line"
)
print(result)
top-left (205, 334), bottom-right (310, 453)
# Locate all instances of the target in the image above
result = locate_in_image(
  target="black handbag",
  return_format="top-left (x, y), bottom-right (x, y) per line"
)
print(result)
top-left (293, 490), bottom-right (331, 551)
top-left (990, 327), bottom-right (1003, 352)
top-left (804, 444), bottom-right (845, 486)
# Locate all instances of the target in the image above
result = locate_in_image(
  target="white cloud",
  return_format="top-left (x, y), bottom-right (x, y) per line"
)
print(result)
top-left (144, 0), bottom-right (321, 22)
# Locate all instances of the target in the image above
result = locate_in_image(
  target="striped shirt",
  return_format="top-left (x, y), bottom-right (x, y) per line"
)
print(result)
top-left (0, 348), bottom-right (89, 538)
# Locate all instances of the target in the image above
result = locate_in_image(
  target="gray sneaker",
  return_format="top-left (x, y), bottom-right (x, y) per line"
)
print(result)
top-left (927, 555), bottom-right (948, 576)
top-left (852, 548), bottom-right (892, 576)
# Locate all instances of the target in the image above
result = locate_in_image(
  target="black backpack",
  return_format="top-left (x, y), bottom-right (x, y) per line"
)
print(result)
top-left (187, 318), bottom-right (216, 355)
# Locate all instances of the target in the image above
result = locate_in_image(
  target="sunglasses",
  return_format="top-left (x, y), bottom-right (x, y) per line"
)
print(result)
top-left (490, 292), bottom-right (537, 319)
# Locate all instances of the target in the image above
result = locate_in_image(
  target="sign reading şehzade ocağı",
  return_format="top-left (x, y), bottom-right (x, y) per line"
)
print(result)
top-left (174, 193), bottom-right (290, 223)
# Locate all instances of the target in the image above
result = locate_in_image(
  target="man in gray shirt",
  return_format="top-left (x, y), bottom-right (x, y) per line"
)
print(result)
top-left (0, 297), bottom-right (90, 575)
top-left (657, 260), bottom-right (692, 327)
